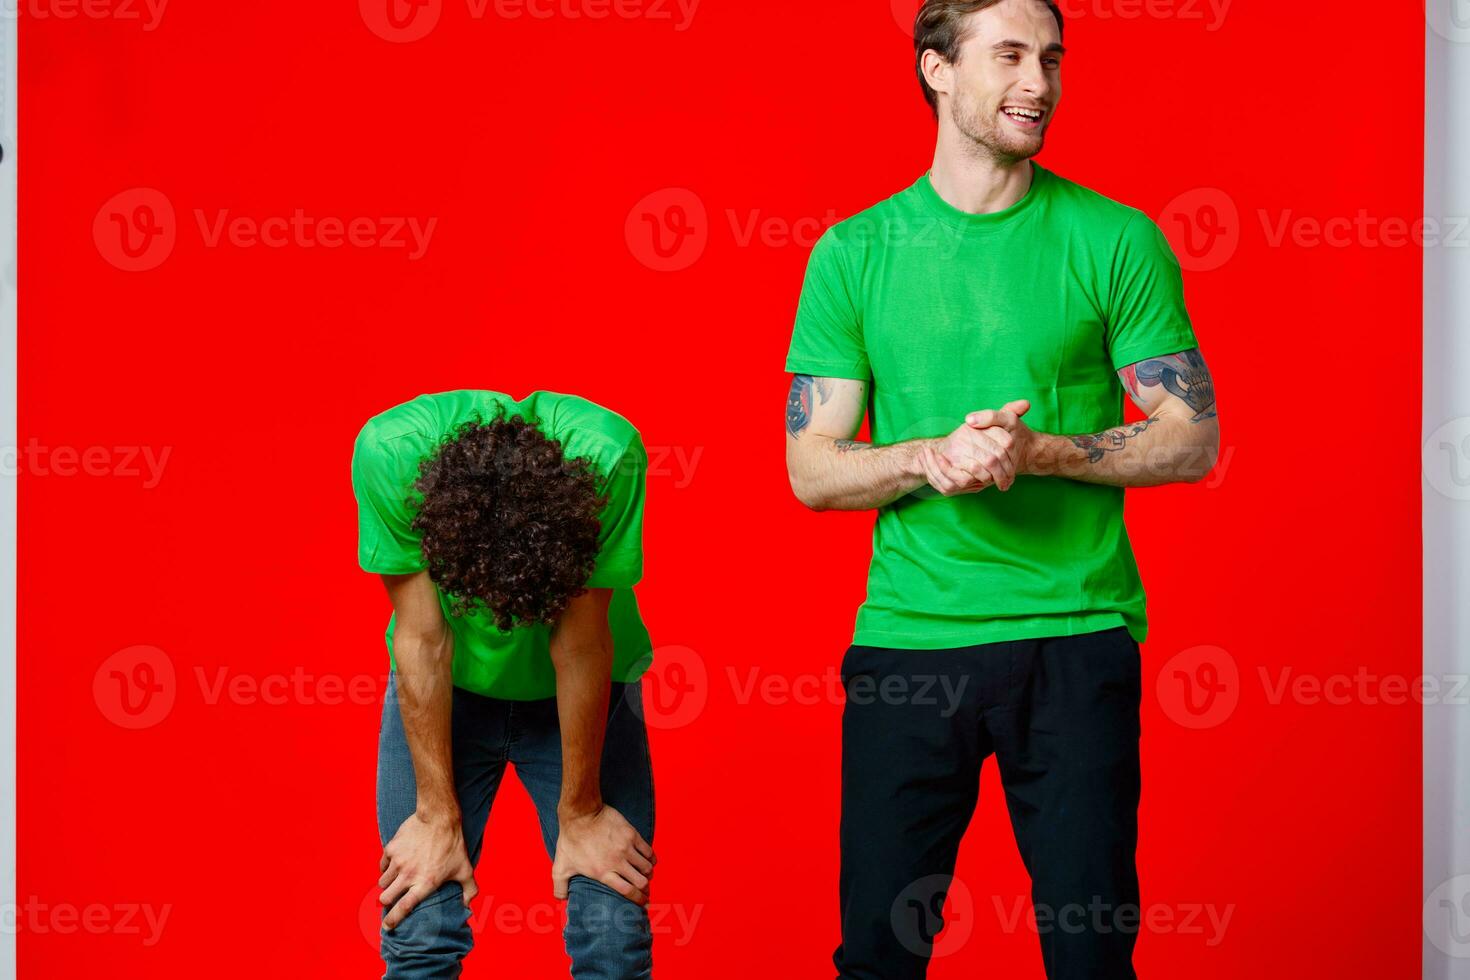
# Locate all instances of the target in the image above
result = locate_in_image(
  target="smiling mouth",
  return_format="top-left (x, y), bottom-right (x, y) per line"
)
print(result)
top-left (1001, 106), bottom-right (1046, 126)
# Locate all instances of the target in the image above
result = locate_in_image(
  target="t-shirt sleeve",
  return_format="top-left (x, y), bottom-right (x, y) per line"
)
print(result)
top-left (585, 435), bottom-right (647, 589)
top-left (351, 419), bottom-right (429, 575)
top-left (784, 229), bottom-right (871, 381)
top-left (1104, 210), bottom-right (1200, 371)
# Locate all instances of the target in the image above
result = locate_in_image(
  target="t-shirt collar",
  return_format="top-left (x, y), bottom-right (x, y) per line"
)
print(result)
top-left (915, 160), bottom-right (1049, 230)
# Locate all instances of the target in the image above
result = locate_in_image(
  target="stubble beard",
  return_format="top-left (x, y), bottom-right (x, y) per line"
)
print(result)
top-left (951, 90), bottom-right (1046, 165)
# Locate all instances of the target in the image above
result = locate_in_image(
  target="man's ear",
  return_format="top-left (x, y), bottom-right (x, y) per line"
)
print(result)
top-left (920, 48), bottom-right (954, 104)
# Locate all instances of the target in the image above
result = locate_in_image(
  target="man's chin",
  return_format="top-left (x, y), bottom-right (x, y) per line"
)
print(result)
top-left (957, 113), bottom-right (1047, 163)
top-left (992, 137), bottom-right (1044, 164)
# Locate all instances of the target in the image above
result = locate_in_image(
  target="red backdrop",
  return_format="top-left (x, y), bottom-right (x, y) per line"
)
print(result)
top-left (21, 0), bottom-right (1423, 975)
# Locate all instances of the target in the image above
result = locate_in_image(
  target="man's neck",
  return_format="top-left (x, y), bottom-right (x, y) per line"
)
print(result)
top-left (927, 128), bottom-right (1035, 215)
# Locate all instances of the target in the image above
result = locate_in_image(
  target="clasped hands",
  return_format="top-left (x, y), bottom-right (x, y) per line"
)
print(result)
top-left (917, 399), bottom-right (1036, 497)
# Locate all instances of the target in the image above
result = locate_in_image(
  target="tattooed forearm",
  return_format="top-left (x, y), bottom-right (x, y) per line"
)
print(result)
top-left (785, 374), bottom-right (834, 438)
top-left (834, 439), bottom-right (867, 453)
top-left (1120, 349), bottom-right (1217, 422)
top-left (1072, 418), bottom-right (1158, 463)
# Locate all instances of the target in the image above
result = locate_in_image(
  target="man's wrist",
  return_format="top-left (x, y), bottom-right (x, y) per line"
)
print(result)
top-left (902, 438), bottom-right (938, 478)
top-left (557, 798), bottom-right (604, 824)
top-left (415, 802), bottom-right (461, 828)
top-left (1022, 431), bottom-right (1065, 477)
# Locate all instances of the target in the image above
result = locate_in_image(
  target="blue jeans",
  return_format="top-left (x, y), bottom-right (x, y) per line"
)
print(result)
top-left (376, 675), bottom-right (655, 979)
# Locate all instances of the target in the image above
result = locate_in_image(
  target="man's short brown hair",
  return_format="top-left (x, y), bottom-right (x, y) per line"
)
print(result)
top-left (913, 0), bottom-right (1066, 116)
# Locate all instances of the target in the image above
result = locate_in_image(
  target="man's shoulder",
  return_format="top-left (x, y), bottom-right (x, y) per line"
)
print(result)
top-left (356, 391), bottom-right (499, 448)
top-left (1040, 167), bottom-right (1151, 233)
top-left (536, 392), bottom-right (639, 442)
top-left (533, 392), bottom-right (645, 476)
top-left (813, 180), bottom-right (929, 255)
top-left (355, 393), bottom-right (436, 451)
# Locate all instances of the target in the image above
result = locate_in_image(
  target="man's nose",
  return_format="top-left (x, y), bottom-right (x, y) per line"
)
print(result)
top-left (1018, 59), bottom-right (1052, 101)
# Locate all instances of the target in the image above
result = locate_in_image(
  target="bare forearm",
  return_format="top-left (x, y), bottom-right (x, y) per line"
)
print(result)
top-left (551, 637), bottom-right (613, 820)
top-left (789, 436), bottom-right (934, 511)
top-left (1027, 415), bottom-right (1220, 487)
top-left (392, 629), bottom-right (459, 821)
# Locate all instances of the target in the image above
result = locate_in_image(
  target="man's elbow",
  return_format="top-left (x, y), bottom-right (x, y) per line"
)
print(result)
top-left (392, 624), bottom-right (452, 664)
top-left (1181, 435), bottom-right (1221, 484)
top-left (549, 636), bottom-right (613, 673)
top-left (787, 467), bottom-right (831, 512)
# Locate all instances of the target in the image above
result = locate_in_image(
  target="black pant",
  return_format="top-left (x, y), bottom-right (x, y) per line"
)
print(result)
top-left (834, 627), bottom-right (1142, 980)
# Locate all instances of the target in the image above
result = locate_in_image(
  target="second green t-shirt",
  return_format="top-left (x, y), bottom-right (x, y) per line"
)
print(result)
top-left (786, 163), bottom-right (1198, 649)
top-left (351, 390), bottom-right (652, 700)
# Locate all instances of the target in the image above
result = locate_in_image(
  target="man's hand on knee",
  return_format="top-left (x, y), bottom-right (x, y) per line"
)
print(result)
top-left (553, 804), bottom-right (656, 907)
top-left (379, 811), bottom-right (478, 929)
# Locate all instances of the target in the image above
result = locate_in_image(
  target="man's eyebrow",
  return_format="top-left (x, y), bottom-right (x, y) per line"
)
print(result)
top-left (992, 39), bottom-right (1068, 55)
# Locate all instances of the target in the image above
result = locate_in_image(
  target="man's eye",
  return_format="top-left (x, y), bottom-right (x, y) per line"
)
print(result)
top-left (1044, 58), bottom-right (1061, 69)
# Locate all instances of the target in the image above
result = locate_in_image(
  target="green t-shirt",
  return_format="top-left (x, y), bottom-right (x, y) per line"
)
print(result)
top-left (351, 390), bottom-right (652, 700)
top-left (786, 163), bottom-right (1197, 649)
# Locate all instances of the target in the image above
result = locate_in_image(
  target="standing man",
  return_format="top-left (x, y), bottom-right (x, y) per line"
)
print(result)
top-left (784, 1), bottom-right (1220, 977)
top-left (353, 390), bottom-right (658, 979)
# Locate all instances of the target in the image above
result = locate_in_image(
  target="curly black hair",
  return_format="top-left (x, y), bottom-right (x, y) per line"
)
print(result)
top-left (410, 409), bottom-right (607, 632)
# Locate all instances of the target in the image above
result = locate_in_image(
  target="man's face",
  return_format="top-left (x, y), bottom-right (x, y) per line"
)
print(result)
top-left (943, 0), bottom-right (1064, 163)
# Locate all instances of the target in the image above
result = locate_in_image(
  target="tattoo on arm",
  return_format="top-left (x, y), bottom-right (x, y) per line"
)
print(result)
top-left (1072, 418), bottom-right (1158, 463)
top-left (785, 374), bottom-right (833, 438)
top-left (1120, 349), bottom-right (1217, 423)
top-left (834, 439), bottom-right (867, 453)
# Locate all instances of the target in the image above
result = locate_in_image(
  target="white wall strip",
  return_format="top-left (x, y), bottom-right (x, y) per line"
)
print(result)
top-left (1425, 2), bottom-right (1470, 976)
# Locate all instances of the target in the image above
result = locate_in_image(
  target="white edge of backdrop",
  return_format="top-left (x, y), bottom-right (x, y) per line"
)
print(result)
top-left (1425, 0), bottom-right (1470, 976)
